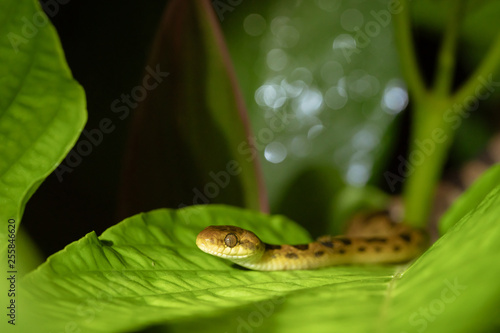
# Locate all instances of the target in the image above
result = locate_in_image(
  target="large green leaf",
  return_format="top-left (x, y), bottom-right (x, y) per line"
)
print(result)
top-left (117, 0), bottom-right (266, 219)
top-left (18, 165), bottom-right (500, 333)
top-left (0, 0), bottom-right (86, 330)
top-left (387, 182), bottom-right (500, 333)
top-left (19, 206), bottom-right (310, 332)
top-left (0, 0), bottom-right (86, 243)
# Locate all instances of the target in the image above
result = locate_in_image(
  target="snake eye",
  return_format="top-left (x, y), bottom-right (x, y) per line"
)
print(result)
top-left (224, 233), bottom-right (238, 248)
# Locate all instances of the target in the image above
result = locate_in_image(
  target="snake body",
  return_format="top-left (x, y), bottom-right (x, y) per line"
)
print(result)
top-left (196, 211), bottom-right (428, 271)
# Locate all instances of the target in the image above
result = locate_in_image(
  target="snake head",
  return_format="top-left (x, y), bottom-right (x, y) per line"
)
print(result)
top-left (196, 225), bottom-right (265, 259)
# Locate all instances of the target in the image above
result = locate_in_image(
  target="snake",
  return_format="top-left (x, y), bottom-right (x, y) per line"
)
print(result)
top-left (196, 211), bottom-right (429, 271)
top-left (196, 130), bottom-right (500, 270)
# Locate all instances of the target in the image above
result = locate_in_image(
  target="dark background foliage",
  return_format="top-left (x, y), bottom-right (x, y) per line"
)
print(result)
top-left (23, 0), bottom-right (498, 258)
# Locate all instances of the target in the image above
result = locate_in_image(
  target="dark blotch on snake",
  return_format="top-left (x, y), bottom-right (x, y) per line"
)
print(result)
top-left (266, 244), bottom-right (282, 250)
top-left (292, 244), bottom-right (309, 250)
top-left (314, 251), bottom-right (325, 257)
top-left (358, 246), bottom-right (366, 252)
top-left (321, 241), bottom-right (334, 248)
top-left (338, 248), bottom-right (346, 254)
top-left (336, 237), bottom-right (352, 245)
top-left (365, 237), bottom-right (388, 243)
top-left (394, 245), bottom-right (401, 251)
top-left (400, 233), bottom-right (412, 243)
top-left (286, 253), bottom-right (299, 259)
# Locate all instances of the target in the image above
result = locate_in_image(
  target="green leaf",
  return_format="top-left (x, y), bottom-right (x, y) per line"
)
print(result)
top-left (18, 193), bottom-right (500, 332)
top-left (117, 0), bottom-right (266, 219)
top-left (0, 0), bottom-right (86, 240)
top-left (439, 163), bottom-right (500, 234)
top-left (19, 205), bottom-right (310, 333)
top-left (387, 178), bottom-right (500, 333)
top-left (0, 1), bottom-right (86, 331)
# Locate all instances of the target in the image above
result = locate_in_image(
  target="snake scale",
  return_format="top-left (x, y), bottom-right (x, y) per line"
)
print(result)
top-left (196, 211), bottom-right (428, 271)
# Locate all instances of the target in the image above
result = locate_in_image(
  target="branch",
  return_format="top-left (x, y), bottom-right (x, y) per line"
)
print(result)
top-left (393, 0), bottom-right (426, 100)
top-left (453, 32), bottom-right (500, 104)
top-left (433, 0), bottom-right (465, 96)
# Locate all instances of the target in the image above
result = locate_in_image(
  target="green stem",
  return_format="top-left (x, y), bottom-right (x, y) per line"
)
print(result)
top-left (393, 0), bottom-right (426, 100)
top-left (403, 97), bottom-right (455, 227)
top-left (453, 32), bottom-right (500, 104)
top-left (433, 0), bottom-right (464, 96)
top-left (399, 0), bottom-right (462, 227)
top-left (394, 1), bottom-right (500, 227)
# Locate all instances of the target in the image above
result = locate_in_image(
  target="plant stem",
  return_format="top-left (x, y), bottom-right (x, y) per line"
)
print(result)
top-left (403, 96), bottom-right (454, 227)
top-left (453, 32), bottom-right (500, 104)
top-left (433, 0), bottom-right (464, 96)
top-left (398, 0), bottom-right (464, 227)
top-left (393, 0), bottom-right (426, 100)
top-left (400, 2), bottom-right (500, 227)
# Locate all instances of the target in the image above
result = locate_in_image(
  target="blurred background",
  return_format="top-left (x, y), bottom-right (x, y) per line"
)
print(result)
top-left (22, 0), bottom-right (500, 259)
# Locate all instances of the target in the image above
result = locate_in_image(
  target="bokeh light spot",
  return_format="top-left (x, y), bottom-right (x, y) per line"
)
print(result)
top-left (265, 142), bottom-right (288, 163)
top-left (333, 34), bottom-right (356, 50)
top-left (382, 80), bottom-right (408, 114)
top-left (325, 86), bottom-right (348, 110)
top-left (244, 14), bottom-right (267, 36)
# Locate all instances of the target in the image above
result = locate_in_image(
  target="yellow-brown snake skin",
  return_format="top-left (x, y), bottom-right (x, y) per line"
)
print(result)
top-left (196, 211), bottom-right (428, 271)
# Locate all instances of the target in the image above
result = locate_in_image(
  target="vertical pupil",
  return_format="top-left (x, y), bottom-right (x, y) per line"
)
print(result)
top-left (225, 233), bottom-right (238, 247)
